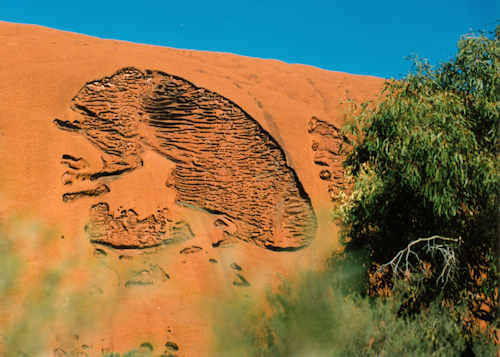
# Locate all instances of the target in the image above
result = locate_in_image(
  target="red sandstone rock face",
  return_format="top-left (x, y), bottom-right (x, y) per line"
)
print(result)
top-left (0, 21), bottom-right (384, 356)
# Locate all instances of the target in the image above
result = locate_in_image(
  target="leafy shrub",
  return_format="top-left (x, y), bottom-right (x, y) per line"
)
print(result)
top-left (338, 26), bottom-right (499, 319)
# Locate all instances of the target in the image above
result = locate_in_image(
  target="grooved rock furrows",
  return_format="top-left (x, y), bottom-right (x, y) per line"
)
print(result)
top-left (308, 116), bottom-right (348, 201)
top-left (56, 67), bottom-right (317, 251)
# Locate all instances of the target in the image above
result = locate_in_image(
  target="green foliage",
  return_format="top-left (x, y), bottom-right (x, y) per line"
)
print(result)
top-left (339, 27), bottom-right (499, 315)
top-left (342, 28), bottom-right (498, 244)
top-left (213, 255), bottom-right (496, 357)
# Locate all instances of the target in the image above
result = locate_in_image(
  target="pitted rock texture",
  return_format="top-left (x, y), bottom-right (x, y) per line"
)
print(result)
top-left (307, 116), bottom-right (349, 201)
top-left (56, 67), bottom-right (317, 251)
top-left (86, 203), bottom-right (194, 249)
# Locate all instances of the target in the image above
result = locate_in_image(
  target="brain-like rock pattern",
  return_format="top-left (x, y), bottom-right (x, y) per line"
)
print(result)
top-left (55, 67), bottom-right (317, 250)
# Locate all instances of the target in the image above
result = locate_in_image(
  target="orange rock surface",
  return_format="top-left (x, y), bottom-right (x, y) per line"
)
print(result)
top-left (0, 21), bottom-right (384, 356)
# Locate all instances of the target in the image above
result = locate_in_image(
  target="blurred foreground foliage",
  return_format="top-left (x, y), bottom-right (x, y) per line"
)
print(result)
top-left (0, 218), bottom-right (170, 357)
top-left (0, 219), bottom-right (66, 356)
top-left (214, 253), bottom-right (496, 357)
top-left (0, 218), bottom-right (91, 357)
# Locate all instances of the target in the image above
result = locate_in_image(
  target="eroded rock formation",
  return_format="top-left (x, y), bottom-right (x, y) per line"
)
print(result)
top-left (308, 116), bottom-right (349, 201)
top-left (85, 203), bottom-right (194, 249)
top-left (56, 67), bottom-right (317, 251)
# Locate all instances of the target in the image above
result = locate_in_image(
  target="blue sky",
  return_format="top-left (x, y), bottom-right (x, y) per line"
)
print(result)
top-left (2, 1), bottom-right (497, 78)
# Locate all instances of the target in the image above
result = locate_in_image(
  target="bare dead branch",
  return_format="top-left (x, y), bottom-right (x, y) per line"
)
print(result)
top-left (379, 235), bottom-right (461, 288)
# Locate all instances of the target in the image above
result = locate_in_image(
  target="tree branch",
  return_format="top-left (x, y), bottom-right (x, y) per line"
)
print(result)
top-left (379, 235), bottom-right (461, 288)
